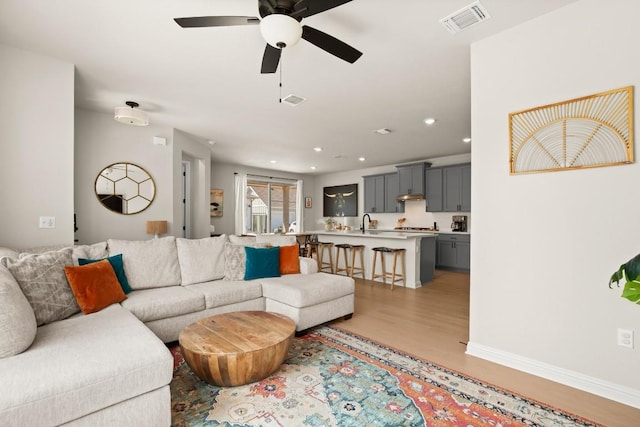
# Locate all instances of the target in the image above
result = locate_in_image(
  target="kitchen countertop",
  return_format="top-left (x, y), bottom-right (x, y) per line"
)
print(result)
top-left (308, 230), bottom-right (437, 240)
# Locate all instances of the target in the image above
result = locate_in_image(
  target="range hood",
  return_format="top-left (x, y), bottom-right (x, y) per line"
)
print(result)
top-left (396, 193), bottom-right (425, 202)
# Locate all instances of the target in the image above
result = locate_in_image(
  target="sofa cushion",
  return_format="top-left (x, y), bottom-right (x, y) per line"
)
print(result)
top-left (0, 247), bottom-right (18, 261)
top-left (185, 280), bottom-right (263, 309)
top-left (0, 265), bottom-right (37, 358)
top-left (73, 241), bottom-right (108, 262)
top-left (78, 253), bottom-right (132, 294)
top-left (176, 235), bottom-right (227, 285)
top-left (64, 260), bottom-right (127, 314)
top-left (260, 272), bottom-right (355, 308)
top-left (229, 235), bottom-right (256, 245)
top-left (2, 248), bottom-right (79, 326)
top-left (244, 246), bottom-right (281, 280)
top-left (279, 245), bottom-right (301, 275)
top-left (255, 234), bottom-right (297, 246)
top-left (120, 286), bottom-right (205, 322)
top-left (107, 237), bottom-right (181, 290)
top-left (0, 305), bottom-right (172, 427)
top-left (223, 243), bottom-right (246, 281)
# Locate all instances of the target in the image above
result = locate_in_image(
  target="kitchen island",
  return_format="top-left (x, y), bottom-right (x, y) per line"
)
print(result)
top-left (307, 230), bottom-right (437, 288)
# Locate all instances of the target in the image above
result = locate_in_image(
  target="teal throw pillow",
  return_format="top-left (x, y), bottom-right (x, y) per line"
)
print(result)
top-left (244, 246), bottom-right (281, 280)
top-left (78, 253), bottom-right (132, 294)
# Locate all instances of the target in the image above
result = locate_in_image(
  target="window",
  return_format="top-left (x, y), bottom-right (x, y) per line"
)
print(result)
top-left (246, 178), bottom-right (298, 234)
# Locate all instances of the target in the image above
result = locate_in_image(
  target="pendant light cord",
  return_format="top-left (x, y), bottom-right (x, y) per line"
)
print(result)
top-left (279, 53), bottom-right (283, 104)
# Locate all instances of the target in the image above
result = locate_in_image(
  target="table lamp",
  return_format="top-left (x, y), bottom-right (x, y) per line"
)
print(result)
top-left (146, 220), bottom-right (168, 239)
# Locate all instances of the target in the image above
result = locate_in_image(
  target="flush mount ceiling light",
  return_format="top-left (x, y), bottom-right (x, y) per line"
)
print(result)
top-left (259, 14), bottom-right (303, 49)
top-left (374, 128), bottom-right (391, 135)
top-left (358, 157), bottom-right (366, 162)
top-left (114, 101), bottom-right (149, 126)
top-left (424, 118), bottom-right (437, 125)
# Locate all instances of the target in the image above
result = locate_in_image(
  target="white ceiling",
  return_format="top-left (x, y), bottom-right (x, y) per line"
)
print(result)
top-left (0, 0), bottom-right (578, 174)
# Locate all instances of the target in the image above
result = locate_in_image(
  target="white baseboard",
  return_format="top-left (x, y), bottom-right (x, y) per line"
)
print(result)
top-left (466, 341), bottom-right (640, 409)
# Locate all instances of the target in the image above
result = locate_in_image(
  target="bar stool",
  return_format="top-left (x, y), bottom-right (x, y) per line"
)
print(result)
top-left (371, 247), bottom-right (406, 290)
top-left (317, 242), bottom-right (335, 273)
top-left (349, 244), bottom-right (365, 279)
top-left (334, 244), bottom-right (352, 276)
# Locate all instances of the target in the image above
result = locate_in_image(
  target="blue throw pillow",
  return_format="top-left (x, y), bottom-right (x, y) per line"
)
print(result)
top-left (244, 246), bottom-right (281, 280)
top-left (78, 253), bottom-right (133, 294)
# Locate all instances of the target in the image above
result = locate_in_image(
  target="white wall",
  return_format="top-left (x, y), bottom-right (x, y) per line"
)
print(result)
top-left (313, 154), bottom-right (471, 232)
top-left (74, 109), bottom-right (174, 243)
top-left (469, 0), bottom-right (640, 407)
top-left (210, 162), bottom-right (316, 235)
top-left (0, 44), bottom-right (75, 248)
top-left (173, 130), bottom-right (211, 239)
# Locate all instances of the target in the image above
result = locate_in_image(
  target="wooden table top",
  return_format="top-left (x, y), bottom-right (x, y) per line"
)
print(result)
top-left (179, 311), bottom-right (295, 356)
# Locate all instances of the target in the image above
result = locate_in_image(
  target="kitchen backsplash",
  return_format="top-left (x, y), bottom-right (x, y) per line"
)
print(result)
top-left (327, 200), bottom-right (470, 232)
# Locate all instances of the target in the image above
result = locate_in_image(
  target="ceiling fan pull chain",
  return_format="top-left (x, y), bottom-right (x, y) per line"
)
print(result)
top-left (279, 53), bottom-right (283, 103)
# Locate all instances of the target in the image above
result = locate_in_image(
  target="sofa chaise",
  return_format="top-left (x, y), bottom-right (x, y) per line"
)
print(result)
top-left (0, 234), bottom-right (355, 426)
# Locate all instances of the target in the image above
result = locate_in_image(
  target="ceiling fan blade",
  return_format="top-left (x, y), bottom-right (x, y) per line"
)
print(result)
top-left (174, 16), bottom-right (259, 28)
top-left (261, 44), bottom-right (281, 74)
top-left (292, 0), bottom-right (352, 19)
top-left (302, 25), bottom-right (362, 64)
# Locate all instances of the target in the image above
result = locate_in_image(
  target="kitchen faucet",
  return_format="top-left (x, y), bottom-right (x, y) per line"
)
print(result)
top-left (361, 214), bottom-right (371, 234)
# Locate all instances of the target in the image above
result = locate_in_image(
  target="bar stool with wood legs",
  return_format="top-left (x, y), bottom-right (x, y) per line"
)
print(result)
top-left (334, 244), bottom-right (352, 276)
top-left (316, 242), bottom-right (334, 273)
top-left (349, 244), bottom-right (365, 279)
top-left (371, 247), bottom-right (406, 290)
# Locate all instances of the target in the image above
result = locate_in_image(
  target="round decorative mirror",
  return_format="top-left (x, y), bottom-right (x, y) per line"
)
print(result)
top-left (95, 162), bottom-right (156, 214)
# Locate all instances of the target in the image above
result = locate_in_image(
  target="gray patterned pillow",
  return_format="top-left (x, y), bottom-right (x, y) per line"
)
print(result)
top-left (223, 243), bottom-right (246, 281)
top-left (4, 248), bottom-right (79, 326)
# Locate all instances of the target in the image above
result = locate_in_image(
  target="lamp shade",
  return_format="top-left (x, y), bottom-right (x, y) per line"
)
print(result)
top-left (259, 14), bottom-right (302, 48)
top-left (146, 220), bottom-right (168, 237)
top-left (115, 101), bottom-right (149, 126)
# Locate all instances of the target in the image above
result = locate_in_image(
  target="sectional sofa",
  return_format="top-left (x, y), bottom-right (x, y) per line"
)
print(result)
top-left (0, 234), bottom-right (355, 426)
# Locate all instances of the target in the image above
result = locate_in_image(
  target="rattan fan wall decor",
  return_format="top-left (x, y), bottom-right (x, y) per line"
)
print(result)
top-left (509, 86), bottom-right (634, 174)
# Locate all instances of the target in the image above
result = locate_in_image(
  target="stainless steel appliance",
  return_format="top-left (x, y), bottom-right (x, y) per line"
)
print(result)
top-left (451, 215), bottom-right (467, 232)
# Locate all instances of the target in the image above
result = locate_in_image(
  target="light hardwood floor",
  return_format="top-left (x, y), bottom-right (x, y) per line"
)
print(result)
top-left (331, 270), bottom-right (640, 427)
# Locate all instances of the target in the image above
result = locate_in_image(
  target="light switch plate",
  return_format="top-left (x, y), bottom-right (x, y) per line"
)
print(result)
top-left (39, 216), bottom-right (55, 229)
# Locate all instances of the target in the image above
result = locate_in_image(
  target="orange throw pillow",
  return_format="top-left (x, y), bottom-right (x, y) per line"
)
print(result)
top-left (64, 259), bottom-right (126, 314)
top-left (279, 245), bottom-right (301, 275)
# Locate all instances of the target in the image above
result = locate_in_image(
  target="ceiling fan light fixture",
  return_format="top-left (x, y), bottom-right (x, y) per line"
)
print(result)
top-left (259, 14), bottom-right (302, 49)
top-left (114, 101), bottom-right (149, 126)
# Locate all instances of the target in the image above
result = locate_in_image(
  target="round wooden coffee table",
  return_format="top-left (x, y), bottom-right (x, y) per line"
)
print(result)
top-left (178, 311), bottom-right (295, 387)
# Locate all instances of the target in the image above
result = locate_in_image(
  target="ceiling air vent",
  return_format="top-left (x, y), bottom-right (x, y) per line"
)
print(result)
top-left (440, 0), bottom-right (491, 34)
top-left (282, 94), bottom-right (306, 106)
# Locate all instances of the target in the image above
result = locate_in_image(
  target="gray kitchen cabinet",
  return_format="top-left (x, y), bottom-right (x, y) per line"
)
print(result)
top-left (436, 233), bottom-right (470, 271)
top-left (396, 162), bottom-right (430, 196)
top-left (384, 173), bottom-right (404, 213)
top-left (363, 174), bottom-right (385, 213)
top-left (425, 167), bottom-right (443, 212)
top-left (443, 163), bottom-right (471, 212)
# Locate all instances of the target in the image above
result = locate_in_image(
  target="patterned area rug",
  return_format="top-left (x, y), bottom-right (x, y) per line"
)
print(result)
top-left (170, 326), bottom-right (600, 427)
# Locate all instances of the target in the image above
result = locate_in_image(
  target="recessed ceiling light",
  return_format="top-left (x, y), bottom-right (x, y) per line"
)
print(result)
top-left (310, 166), bottom-right (317, 170)
top-left (463, 137), bottom-right (472, 143)
top-left (269, 160), bottom-right (277, 164)
top-left (424, 118), bottom-right (437, 125)
top-left (313, 147), bottom-right (323, 152)
top-left (358, 157), bottom-right (366, 162)
top-left (374, 128), bottom-right (391, 135)
top-left (208, 140), bottom-right (216, 146)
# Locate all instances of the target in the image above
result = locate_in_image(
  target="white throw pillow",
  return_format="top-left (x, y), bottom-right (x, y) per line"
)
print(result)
top-left (0, 265), bottom-right (37, 358)
top-left (255, 234), bottom-right (297, 247)
top-left (176, 235), bottom-right (228, 286)
top-left (107, 237), bottom-right (181, 290)
top-left (229, 235), bottom-right (256, 246)
top-left (223, 243), bottom-right (246, 281)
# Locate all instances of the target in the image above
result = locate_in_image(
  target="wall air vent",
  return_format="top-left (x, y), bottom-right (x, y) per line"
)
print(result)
top-left (282, 94), bottom-right (306, 106)
top-left (440, 0), bottom-right (491, 34)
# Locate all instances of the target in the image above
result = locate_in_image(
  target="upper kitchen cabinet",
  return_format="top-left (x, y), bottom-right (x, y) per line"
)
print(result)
top-left (384, 172), bottom-right (404, 213)
top-left (363, 174), bottom-right (385, 213)
top-left (443, 163), bottom-right (471, 212)
top-left (396, 162), bottom-right (431, 196)
top-left (424, 167), bottom-right (443, 212)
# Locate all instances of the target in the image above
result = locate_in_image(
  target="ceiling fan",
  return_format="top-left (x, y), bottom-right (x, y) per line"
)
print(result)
top-left (174, 0), bottom-right (363, 74)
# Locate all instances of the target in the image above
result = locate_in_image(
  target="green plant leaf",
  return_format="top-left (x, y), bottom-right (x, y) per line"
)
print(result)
top-left (621, 280), bottom-right (640, 304)
top-left (624, 253), bottom-right (640, 282)
top-left (609, 264), bottom-right (626, 288)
